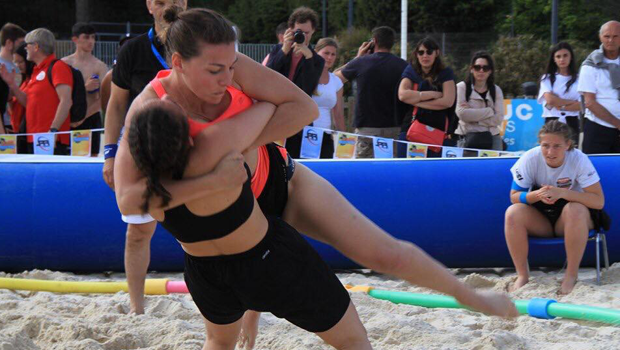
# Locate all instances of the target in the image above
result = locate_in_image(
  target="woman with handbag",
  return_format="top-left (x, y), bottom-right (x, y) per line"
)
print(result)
top-left (397, 37), bottom-right (456, 157)
top-left (538, 42), bottom-right (580, 145)
top-left (455, 51), bottom-right (504, 151)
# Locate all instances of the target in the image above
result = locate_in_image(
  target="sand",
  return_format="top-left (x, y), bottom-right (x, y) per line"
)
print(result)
top-left (0, 266), bottom-right (619, 350)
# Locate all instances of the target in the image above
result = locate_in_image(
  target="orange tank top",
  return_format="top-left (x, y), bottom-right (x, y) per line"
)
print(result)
top-left (149, 70), bottom-right (275, 197)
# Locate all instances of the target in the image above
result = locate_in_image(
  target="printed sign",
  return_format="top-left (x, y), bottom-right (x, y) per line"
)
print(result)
top-left (442, 146), bottom-right (463, 158)
top-left (502, 99), bottom-right (544, 152)
top-left (0, 135), bottom-right (17, 154)
top-left (335, 132), bottom-right (357, 159)
top-left (373, 137), bottom-right (393, 158)
top-left (71, 130), bottom-right (92, 157)
top-left (300, 126), bottom-right (323, 159)
top-left (407, 143), bottom-right (427, 158)
top-left (34, 133), bottom-right (55, 155)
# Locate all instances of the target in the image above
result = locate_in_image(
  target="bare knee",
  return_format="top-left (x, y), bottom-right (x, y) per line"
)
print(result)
top-left (562, 202), bottom-right (589, 224)
top-left (505, 204), bottom-right (529, 226)
top-left (126, 222), bottom-right (156, 245)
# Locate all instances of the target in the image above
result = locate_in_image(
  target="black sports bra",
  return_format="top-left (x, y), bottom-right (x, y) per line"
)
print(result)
top-left (161, 163), bottom-right (254, 243)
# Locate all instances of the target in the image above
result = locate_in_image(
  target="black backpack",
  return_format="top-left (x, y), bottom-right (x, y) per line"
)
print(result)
top-left (47, 59), bottom-right (87, 124)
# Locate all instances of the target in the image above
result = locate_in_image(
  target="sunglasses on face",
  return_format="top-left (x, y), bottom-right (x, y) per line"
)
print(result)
top-left (472, 65), bottom-right (491, 72)
top-left (416, 49), bottom-right (435, 56)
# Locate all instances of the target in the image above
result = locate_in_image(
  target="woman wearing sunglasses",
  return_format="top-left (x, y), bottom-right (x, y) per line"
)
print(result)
top-left (538, 42), bottom-right (581, 145)
top-left (455, 51), bottom-right (504, 151)
top-left (397, 37), bottom-right (456, 157)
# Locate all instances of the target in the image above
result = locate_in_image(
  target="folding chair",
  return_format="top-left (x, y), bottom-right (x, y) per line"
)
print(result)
top-left (529, 229), bottom-right (609, 285)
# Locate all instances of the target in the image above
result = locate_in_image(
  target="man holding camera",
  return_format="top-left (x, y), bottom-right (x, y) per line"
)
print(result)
top-left (336, 26), bottom-right (407, 158)
top-left (267, 6), bottom-right (324, 158)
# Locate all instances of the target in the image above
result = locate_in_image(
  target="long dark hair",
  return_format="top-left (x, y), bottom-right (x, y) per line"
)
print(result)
top-left (128, 101), bottom-right (191, 213)
top-left (410, 37), bottom-right (445, 85)
top-left (162, 6), bottom-right (237, 62)
top-left (464, 51), bottom-right (496, 103)
top-left (542, 42), bottom-right (577, 93)
top-left (14, 42), bottom-right (34, 82)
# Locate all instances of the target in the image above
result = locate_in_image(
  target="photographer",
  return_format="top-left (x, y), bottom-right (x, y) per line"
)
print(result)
top-left (267, 6), bottom-right (324, 158)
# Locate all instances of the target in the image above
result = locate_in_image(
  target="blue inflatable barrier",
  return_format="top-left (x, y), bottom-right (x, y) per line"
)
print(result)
top-left (0, 155), bottom-right (618, 272)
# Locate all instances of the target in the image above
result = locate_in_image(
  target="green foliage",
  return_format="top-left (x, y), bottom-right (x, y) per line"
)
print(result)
top-left (489, 35), bottom-right (549, 98)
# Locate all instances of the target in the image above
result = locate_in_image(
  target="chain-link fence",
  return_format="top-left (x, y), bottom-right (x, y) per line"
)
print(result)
top-left (56, 41), bottom-right (274, 68)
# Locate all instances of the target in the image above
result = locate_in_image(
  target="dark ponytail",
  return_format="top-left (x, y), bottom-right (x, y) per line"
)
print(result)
top-left (128, 102), bottom-right (191, 213)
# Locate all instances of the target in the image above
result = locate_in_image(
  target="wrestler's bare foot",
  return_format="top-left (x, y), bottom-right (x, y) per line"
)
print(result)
top-left (129, 299), bottom-right (145, 315)
top-left (559, 275), bottom-right (578, 295)
top-left (508, 276), bottom-right (529, 292)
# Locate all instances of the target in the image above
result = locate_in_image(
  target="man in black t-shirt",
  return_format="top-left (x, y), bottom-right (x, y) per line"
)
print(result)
top-left (102, 0), bottom-right (187, 315)
top-left (335, 26), bottom-right (407, 158)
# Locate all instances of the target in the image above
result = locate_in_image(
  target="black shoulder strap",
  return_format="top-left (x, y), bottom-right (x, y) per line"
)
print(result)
top-left (46, 59), bottom-right (59, 87)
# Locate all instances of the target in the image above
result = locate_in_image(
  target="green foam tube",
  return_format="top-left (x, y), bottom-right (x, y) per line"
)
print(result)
top-left (548, 303), bottom-right (620, 325)
top-left (367, 289), bottom-right (620, 326)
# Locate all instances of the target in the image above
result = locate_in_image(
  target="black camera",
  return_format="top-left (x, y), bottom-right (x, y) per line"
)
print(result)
top-left (293, 29), bottom-right (305, 44)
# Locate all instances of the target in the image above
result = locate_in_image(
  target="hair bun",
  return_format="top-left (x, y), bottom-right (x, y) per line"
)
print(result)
top-left (163, 5), bottom-right (183, 24)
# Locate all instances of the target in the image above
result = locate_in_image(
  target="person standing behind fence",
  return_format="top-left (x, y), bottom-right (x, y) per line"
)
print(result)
top-left (62, 23), bottom-right (108, 156)
top-left (262, 22), bottom-right (287, 66)
top-left (12, 28), bottom-right (72, 154)
top-left (313, 38), bottom-right (345, 158)
top-left (7, 42), bottom-right (33, 153)
top-left (538, 42), bottom-right (581, 146)
top-left (266, 7), bottom-right (324, 158)
top-left (397, 37), bottom-right (456, 157)
top-left (102, 0), bottom-right (188, 315)
top-left (455, 51), bottom-right (504, 151)
top-left (0, 23), bottom-right (26, 135)
top-left (335, 26), bottom-right (407, 158)
top-left (578, 21), bottom-right (620, 154)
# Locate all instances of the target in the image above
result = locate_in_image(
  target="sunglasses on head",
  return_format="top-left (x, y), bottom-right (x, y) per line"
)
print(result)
top-left (416, 48), bottom-right (435, 56)
top-left (472, 65), bottom-right (491, 72)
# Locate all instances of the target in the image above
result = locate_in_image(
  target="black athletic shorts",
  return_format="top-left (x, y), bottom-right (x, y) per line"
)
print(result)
top-left (183, 216), bottom-right (350, 332)
top-left (532, 198), bottom-right (611, 234)
top-left (256, 143), bottom-right (295, 218)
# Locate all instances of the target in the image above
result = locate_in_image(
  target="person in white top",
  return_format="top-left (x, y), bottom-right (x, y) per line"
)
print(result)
top-left (312, 37), bottom-right (345, 158)
top-left (538, 42), bottom-right (581, 145)
top-left (505, 121), bottom-right (606, 295)
top-left (578, 21), bottom-right (620, 154)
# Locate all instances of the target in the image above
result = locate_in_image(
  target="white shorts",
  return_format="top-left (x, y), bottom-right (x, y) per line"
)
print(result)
top-left (121, 213), bottom-right (156, 224)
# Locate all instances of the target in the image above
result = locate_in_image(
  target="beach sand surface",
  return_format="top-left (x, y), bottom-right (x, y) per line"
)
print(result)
top-left (1, 266), bottom-right (619, 350)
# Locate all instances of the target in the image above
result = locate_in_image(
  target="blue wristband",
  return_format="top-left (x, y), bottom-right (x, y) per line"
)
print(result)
top-left (104, 144), bottom-right (118, 160)
top-left (519, 191), bottom-right (528, 204)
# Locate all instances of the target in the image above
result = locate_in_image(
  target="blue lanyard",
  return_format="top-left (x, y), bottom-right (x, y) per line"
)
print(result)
top-left (148, 28), bottom-right (169, 69)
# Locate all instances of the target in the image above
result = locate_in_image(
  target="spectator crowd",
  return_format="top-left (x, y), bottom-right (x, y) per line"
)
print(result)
top-left (0, 13), bottom-right (619, 158)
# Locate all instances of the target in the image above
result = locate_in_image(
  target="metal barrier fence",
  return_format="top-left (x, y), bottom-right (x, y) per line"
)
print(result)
top-left (56, 41), bottom-right (274, 67)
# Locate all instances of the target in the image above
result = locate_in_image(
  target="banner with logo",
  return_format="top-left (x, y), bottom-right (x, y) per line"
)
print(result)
top-left (34, 133), bottom-right (55, 155)
top-left (479, 150), bottom-right (499, 157)
top-left (335, 132), bottom-right (357, 159)
top-left (407, 143), bottom-right (427, 158)
top-left (0, 135), bottom-right (17, 154)
top-left (442, 146), bottom-right (463, 158)
top-left (372, 137), bottom-right (393, 158)
top-left (300, 126), bottom-right (323, 159)
top-left (71, 130), bottom-right (92, 157)
top-left (502, 99), bottom-right (544, 152)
